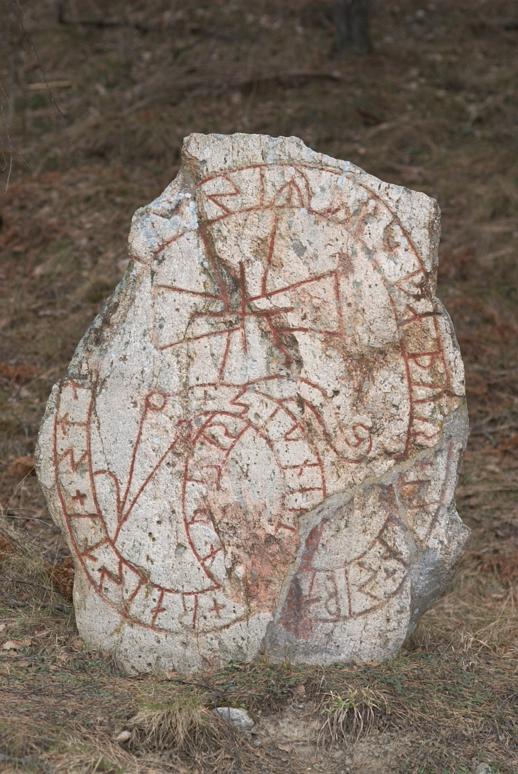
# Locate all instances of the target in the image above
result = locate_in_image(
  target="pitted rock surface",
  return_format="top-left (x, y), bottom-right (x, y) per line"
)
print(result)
top-left (37, 134), bottom-right (469, 673)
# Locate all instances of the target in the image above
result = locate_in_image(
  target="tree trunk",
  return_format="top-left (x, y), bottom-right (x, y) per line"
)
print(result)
top-left (334, 0), bottom-right (372, 54)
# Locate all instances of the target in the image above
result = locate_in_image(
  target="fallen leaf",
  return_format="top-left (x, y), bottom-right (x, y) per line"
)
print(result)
top-left (164, 670), bottom-right (180, 680)
top-left (48, 556), bottom-right (74, 600)
top-left (2, 638), bottom-right (32, 651)
top-left (0, 535), bottom-right (14, 560)
top-left (7, 455), bottom-right (35, 480)
top-left (0, 362), bottom-right (40, 383)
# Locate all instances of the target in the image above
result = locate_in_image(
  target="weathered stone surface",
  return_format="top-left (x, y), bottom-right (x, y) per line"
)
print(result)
top-left (36, 133), bottom-right (469, 674)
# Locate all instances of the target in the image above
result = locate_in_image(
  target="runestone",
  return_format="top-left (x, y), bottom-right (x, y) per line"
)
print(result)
top-left (37, 134), bottom-right (469, 673)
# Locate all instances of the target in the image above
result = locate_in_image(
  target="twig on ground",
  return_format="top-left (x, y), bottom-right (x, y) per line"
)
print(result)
top-left (57, 0), bottom-right (150, 34)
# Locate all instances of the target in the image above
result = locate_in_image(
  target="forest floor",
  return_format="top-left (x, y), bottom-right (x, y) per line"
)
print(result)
top-left (0, 0), bottom-right (517, 771)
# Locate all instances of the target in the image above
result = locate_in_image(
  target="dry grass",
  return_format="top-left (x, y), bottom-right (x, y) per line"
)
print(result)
top-left (44, 734), bottom-right (139, 774)
top-left (121, 693), bottom-right (264, 773)
top-left (317, 687), bottom-right (389, 745)
top-left (125, 692), bottom-right (219, 755)
top-left (1, 0), bottom-right (517, 771)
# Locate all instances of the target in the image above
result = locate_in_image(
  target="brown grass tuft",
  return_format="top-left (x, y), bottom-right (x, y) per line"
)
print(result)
top-left (317, 686), bottom-right (389, 745)
top-left (126, 691), bottom-right (221, 756)
top-left (121, 689), bottom-right (276, 772)
top-left (45, 731), bottom-right (139, 774)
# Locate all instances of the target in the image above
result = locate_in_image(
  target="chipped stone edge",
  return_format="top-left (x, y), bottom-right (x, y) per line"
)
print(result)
top-left (263, 402), bottom-right (470, 662)
top-left (35, 261), bottom-right (142, 513)
top-left (127, 133), bottom-right (440, 275)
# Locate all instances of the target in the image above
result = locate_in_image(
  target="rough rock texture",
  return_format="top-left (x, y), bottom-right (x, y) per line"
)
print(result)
top-left (213, 707), bottom-right (255, 731)
top-left (36, 133), bottom-right (469, 674)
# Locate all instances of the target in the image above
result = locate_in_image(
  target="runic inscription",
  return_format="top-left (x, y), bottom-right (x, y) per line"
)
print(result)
top-left (37, 134), bottom-right (468, 674)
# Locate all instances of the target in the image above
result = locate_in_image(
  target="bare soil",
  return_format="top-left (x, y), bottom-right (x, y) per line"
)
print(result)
top-left (1, 0), bottom-right (517, 771)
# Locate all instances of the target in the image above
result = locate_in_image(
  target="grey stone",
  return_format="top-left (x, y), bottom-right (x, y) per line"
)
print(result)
top-left (36, 133), bottom-right (469, 674)
top-left (213, 706), bottom-right (255, 731)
